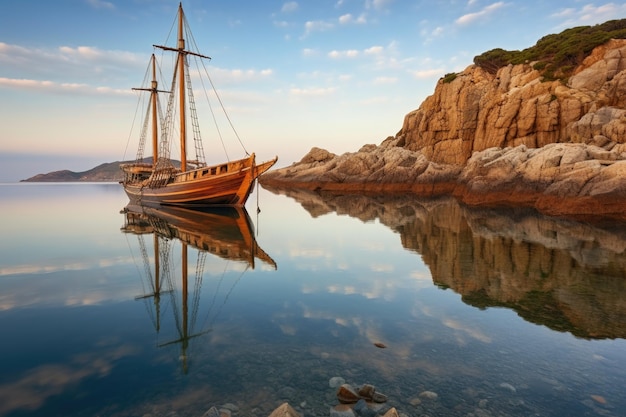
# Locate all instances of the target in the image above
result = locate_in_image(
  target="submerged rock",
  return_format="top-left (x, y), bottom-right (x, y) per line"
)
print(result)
top-left (267, 403), bottom-right (301, 417)
top-left (418, 391), bottom-right (439, 400)
top-left (329, 377), bottom-right (347, 388)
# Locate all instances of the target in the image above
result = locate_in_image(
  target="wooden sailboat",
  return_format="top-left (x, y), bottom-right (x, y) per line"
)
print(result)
top-left (121, 3), bottom-right (277, 207)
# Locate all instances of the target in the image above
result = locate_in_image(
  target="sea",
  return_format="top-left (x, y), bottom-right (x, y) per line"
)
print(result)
top-left (1, 182), bottom-right (625, 417)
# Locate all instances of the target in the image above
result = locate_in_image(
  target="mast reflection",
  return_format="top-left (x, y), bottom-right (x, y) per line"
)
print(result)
top-left (121, 204), bottom-right (277, 372)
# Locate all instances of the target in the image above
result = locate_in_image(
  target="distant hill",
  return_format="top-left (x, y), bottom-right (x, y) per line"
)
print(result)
top-left (20, 159), bottom-right (154, 182)
top-left (19, 158), bottom-right (187, 182)
top-left (21, 161), bottom-right (125, 182)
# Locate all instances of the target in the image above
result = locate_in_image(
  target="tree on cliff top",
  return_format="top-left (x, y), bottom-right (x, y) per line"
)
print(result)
top-left (473, 19), bottom-right (626, 80)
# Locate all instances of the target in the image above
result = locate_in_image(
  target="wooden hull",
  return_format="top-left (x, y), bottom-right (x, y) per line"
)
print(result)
top-left (122, 154), bottom-right (277, 207)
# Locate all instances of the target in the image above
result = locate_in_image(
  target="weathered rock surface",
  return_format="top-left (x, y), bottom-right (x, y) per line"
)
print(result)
top-left (401, 38), bottom-right (626, 165)
top-left (261, 39), bottom-right (626, 220)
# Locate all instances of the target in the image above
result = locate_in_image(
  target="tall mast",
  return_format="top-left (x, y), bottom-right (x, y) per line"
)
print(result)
top-left (150, 54), bottom-right (159, 167)
top-left (177, 3), bottom-right (187, 172)
top-left (132, 54), bottom-right (161, 167)
top-left (153, 3), bottom-right (211, 173)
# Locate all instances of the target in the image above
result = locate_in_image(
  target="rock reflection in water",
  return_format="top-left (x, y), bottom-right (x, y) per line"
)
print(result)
top-left (263, 185), bottom-right (626, 340)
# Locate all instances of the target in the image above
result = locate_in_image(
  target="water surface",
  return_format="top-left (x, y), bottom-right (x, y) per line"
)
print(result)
top-left (1, 183), bottom-right (625, 417)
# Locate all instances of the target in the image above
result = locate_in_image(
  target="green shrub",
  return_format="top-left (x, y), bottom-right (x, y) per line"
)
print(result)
top-left (442, 72), bottom-right (457, 83)
top-left (473, 19), bottom-right (626, 80)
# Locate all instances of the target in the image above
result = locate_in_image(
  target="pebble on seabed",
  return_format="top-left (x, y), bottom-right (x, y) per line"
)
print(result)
top-left (329, 377), bottom-right (346, 388)
top-left (590, 395), bottom-right (606, 405)
top-left (408, 398), bottom-right (422, 407)
top-left (498, 383), bottom-right (516, 393)
top-left (418, 391), bottom-right (438, 400)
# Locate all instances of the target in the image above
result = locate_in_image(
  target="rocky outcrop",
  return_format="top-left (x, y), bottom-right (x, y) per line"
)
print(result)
top-left (261, 39), bottom-right (626, 220)
top-left (401, 38), bottom-right (626, 165)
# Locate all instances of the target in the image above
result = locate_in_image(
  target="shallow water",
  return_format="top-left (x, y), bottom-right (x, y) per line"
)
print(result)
top-left (1, 183), bottom-right (625, 417)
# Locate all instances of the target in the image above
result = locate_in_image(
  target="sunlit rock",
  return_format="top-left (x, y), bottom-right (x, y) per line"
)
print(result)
top-left (267, 403), bottom-right (301, 417)
top-left (261, 40), bottom-right (626, 220)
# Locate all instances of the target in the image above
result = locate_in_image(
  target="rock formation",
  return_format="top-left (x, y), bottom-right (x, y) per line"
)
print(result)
top-left (261, 38), bottom-right (626, 221)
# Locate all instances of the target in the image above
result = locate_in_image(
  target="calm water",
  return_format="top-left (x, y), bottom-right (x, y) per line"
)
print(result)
top-left (1, 183), bottom-right (626, 417)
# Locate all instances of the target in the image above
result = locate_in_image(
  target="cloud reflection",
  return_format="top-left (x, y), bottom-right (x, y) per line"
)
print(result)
top-left (0, 256), bottom-right (140, 311)
top-left (442, 318), bottom-right (493, 344)
top-left (0, 344), bottom-right (139, 416)
top-left (0, 255), bottom-right (134, 277)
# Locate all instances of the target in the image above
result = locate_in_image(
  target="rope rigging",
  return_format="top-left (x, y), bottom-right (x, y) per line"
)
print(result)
top-left (123, 4), bottom-right (254, 170)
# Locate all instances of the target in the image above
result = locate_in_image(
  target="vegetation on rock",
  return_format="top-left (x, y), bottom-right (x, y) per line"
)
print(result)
top-left (473, 19), bottom-right (626, 80)
top-left (441, 72), bottom-right (458, 83)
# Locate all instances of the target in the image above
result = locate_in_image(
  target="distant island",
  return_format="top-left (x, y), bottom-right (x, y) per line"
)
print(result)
top-left (21, 161), bottom-right (127, 182)
top-left (21, 158), bottom-right (180, 183)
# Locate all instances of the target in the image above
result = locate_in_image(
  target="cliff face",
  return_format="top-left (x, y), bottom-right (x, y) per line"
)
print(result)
top-left (261, 39), bottom-right (626, 220)
top-left (400, 38), bottom-right (626, 165)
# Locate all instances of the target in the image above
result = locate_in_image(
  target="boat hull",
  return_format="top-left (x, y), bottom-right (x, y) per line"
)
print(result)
top-left (121, 154), bottom-right (277, 207)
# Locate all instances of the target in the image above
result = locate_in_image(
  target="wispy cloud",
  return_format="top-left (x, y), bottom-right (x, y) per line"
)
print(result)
top-left (328, 49), bottom-right (360, 59)
top-left (372, 76), bottom-right (397, 85)
top-left (86, 0), bottom-right (115, 10)
top-left (366, 0), bottom-right (393, 11)
top-left (0, 42), bottom-right (142, 79)
top-left (281, 1), bottom-right (298, 13)
top-left (359, 96), bottom-right (389, 105)
top-left (339, 13), bottom-right (367, 24)
top-left (410, 68), bottom-right (445, 79)
top-left (327, 41), bottom-right (402, 72)
top-left (0, 42), bottom-right (272, 94)
top-left (551, 2), bottom-right (626, 27)
top-left (551, 8), bottom-right (575, 18)
top-left (290, 86), bottom-right (337, 96)
top-left (201, 67), bottom-right (274, 86)
top-left (303, 20), bottom-right (335, 36)
top-left (273, 20), bottom-right (290, 28)
top-left (302, 48), bottom-right (318, 57)
top-left (430, 26), bottom-right (445, 38)
top-left (364, 45), bottom-right (384, 55)
top-left (0, 77), bottom-right (129, 95)
top-left (327, 44), bottom-right (386, 60)
top-left (455, 2), bottom-right (505, 26)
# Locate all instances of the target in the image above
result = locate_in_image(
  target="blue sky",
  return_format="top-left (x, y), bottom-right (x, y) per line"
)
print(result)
top-left (0, 0), bottom-right (624, 182)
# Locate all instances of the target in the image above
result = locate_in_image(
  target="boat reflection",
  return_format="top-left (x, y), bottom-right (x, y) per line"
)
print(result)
top-left (263, 185), bottom-right (626, 340)
top-left (121, 204), bottom-right (276, 372)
